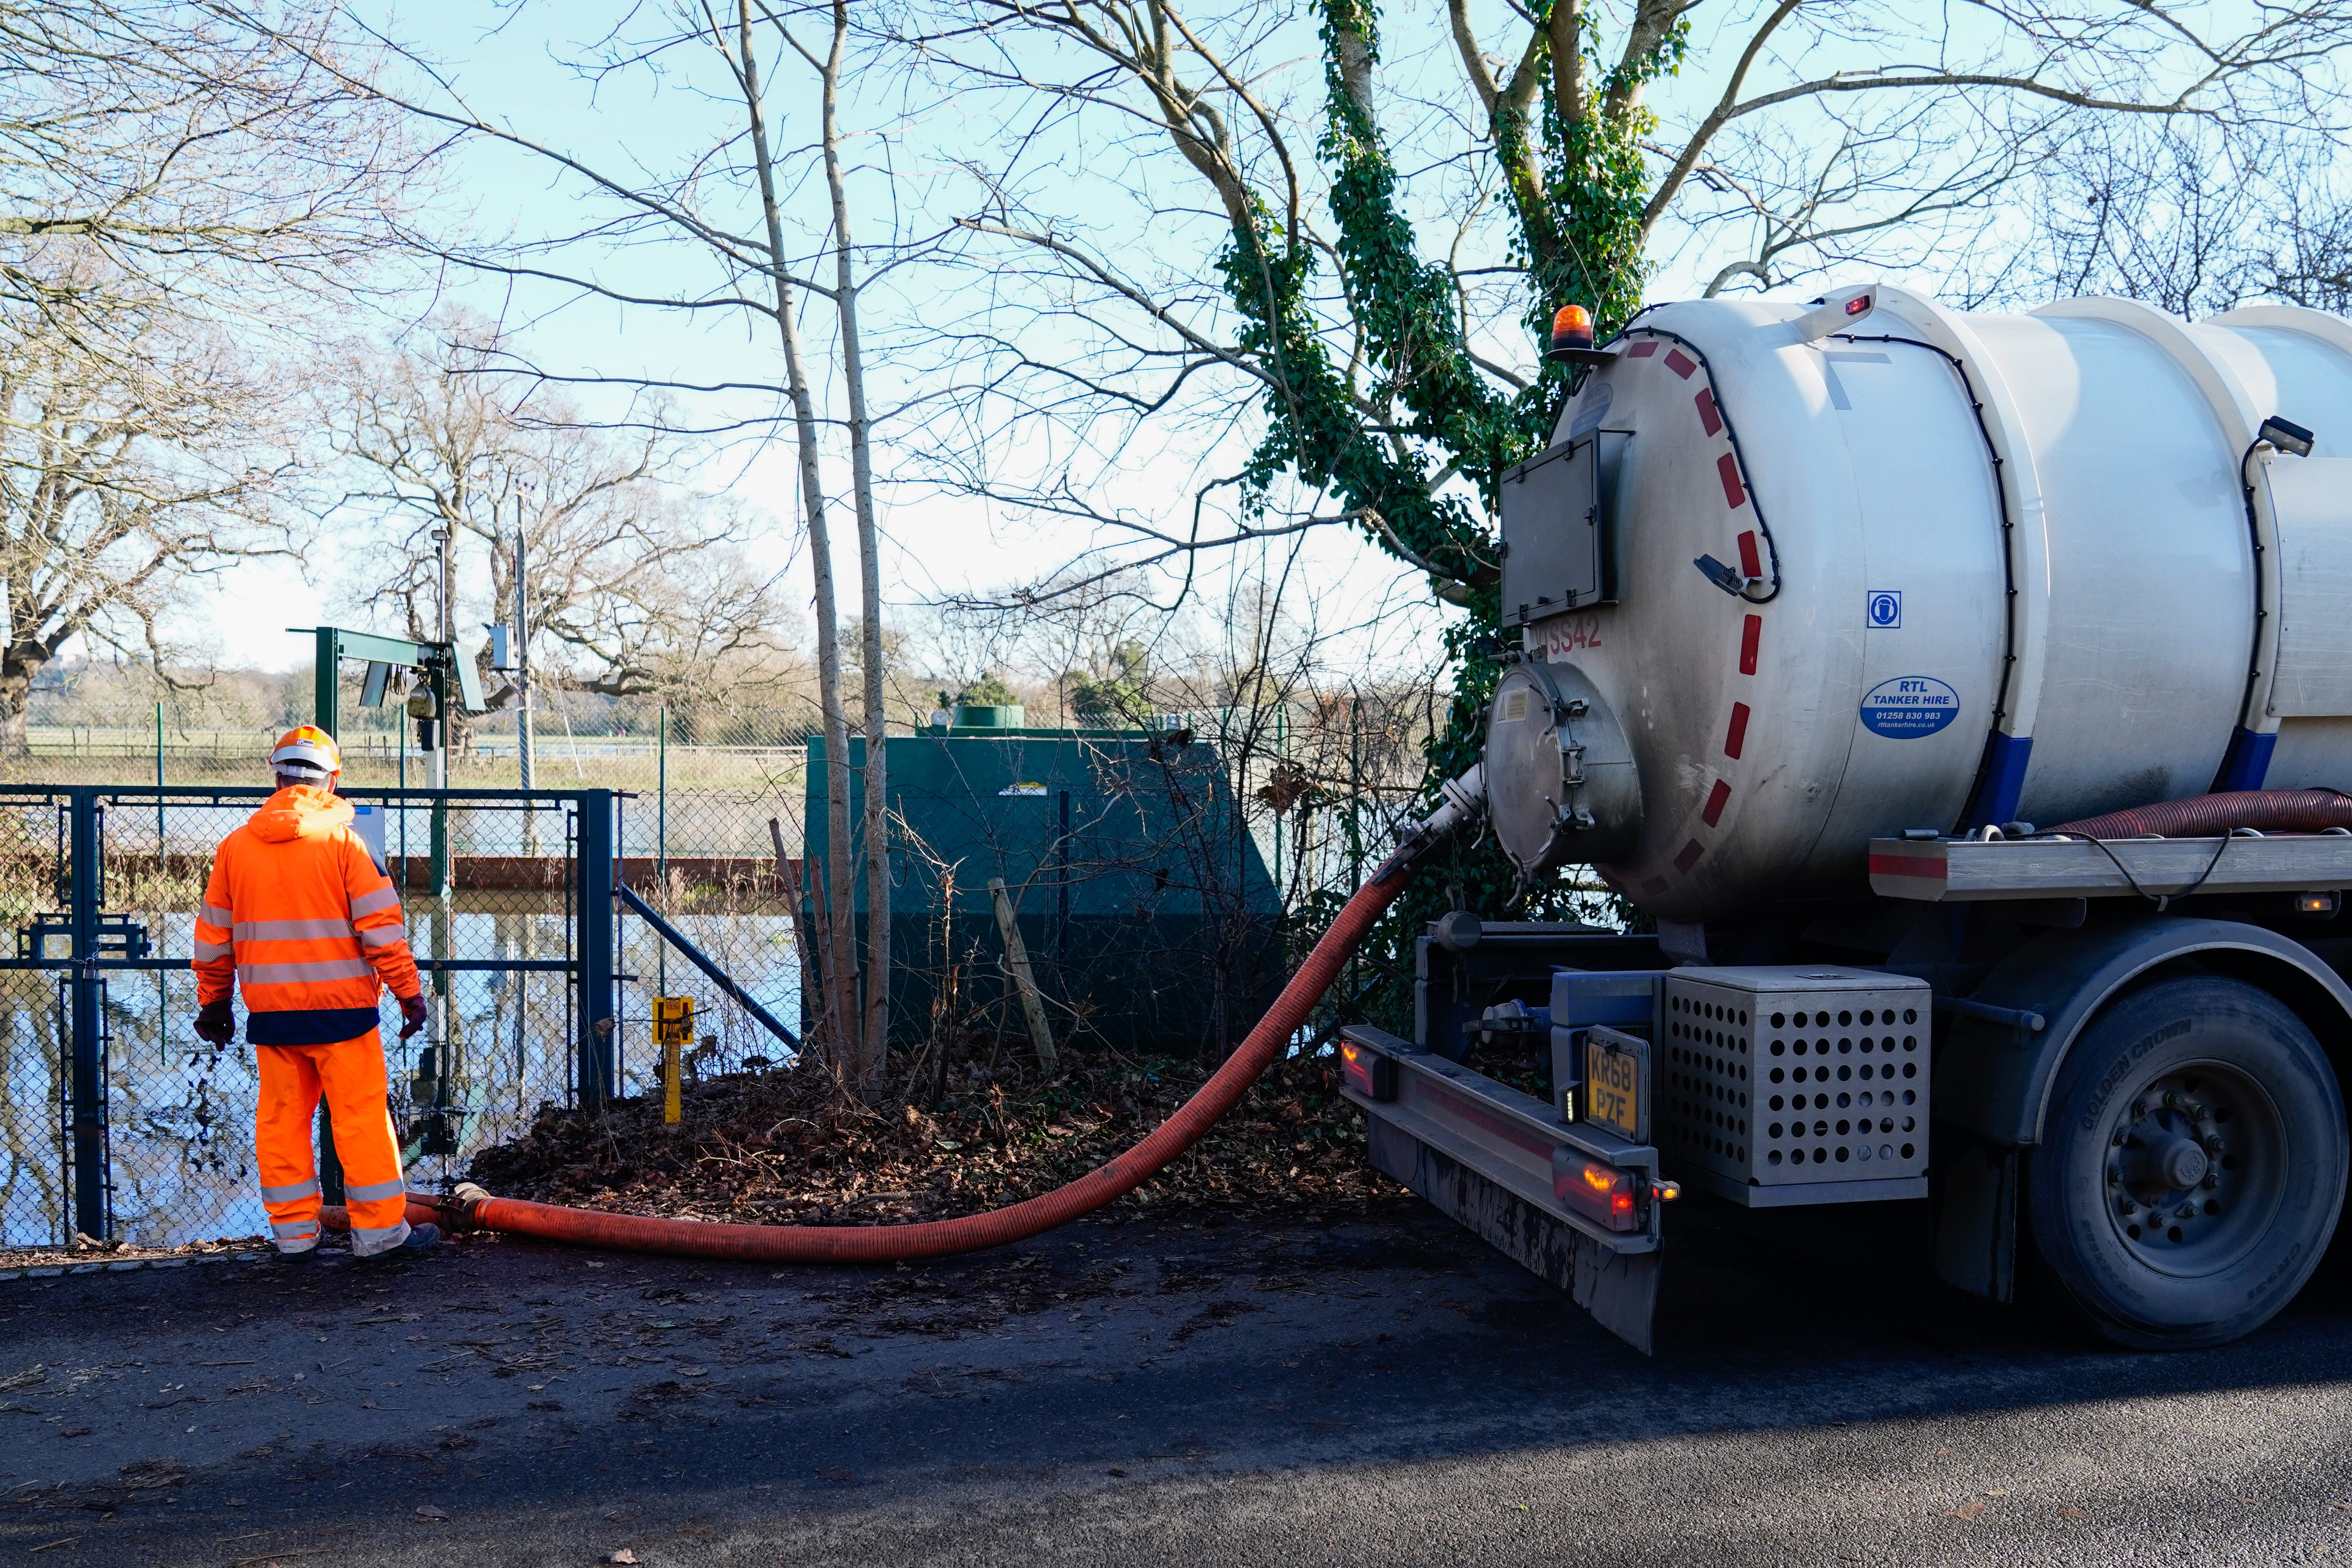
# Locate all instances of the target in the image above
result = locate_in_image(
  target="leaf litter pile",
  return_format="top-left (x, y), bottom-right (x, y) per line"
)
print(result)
top-left (463, 1038), bottom-right (1402, 1226)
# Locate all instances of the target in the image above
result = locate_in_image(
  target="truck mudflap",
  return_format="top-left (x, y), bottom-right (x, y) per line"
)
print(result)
top-left (1339, 1025), bottom-right (1665, 1354)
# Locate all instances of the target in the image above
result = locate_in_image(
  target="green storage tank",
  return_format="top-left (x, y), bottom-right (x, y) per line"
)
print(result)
top-left (805, 722), bottom-right (1281, 1055)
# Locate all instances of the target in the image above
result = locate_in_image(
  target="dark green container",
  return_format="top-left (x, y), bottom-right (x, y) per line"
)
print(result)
top-left (805, 728), bottom-right (1281, 1055)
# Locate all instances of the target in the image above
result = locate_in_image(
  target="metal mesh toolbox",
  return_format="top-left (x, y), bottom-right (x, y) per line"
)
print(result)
top-left (1658, 965), bottom-right (1930, 1199)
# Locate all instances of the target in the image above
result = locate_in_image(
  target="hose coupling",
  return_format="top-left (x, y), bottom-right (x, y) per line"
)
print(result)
top-left (1376, 764), bottom-right (1488, 882)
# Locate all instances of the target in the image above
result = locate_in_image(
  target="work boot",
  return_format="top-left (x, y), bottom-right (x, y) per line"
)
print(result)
top-left (357, 1222), bottom-right (441, 1259)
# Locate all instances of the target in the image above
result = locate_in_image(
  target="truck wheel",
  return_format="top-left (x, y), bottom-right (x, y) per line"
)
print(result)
top-left (2027, 975), bottom-right (2347, 1350)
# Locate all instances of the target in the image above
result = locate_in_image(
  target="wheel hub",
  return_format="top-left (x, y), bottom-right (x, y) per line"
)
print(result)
top-left (2156, 1138), bottom-right (2210, 1191)
top-left (2103, 1064), bottom-right (2279, 1274)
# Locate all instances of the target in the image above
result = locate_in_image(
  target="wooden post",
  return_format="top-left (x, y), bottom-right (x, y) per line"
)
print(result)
top-left (773, 820), bottom-right (830, 1068)
top-left (988, 877), bottom-right (1058, 1075)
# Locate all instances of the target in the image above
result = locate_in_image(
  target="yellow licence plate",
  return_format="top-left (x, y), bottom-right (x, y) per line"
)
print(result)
top-left (1585, 1036), bottom-right (1641, 1141)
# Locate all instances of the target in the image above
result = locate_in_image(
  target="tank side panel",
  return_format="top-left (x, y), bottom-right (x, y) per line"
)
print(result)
top-left (2218, 326), bottom-right (2352, 458)
top-left (2265, 716), bottom-right (2352, 790)
top-left (1795, 340), bottom-right (2006, 859)
top-left (1967, 315), bottom-right (2248, 826)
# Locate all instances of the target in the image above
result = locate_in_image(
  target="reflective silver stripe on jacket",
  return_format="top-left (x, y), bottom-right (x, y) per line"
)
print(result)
top-left (349, 886), bottom-right (401, 917)
top-left (200, 903), bottom-right (234, 928)
top-left (193, 940), bottom-right (233, 962)
top-left (235, 918), bottom-right (357, 943)
top-left (343, 1177), bottom-right (407, 1204)
top-left (237, 959), bottom-right (374, 985)
top-left (271, 1219), bottom-right (320, 1239)
top-left (260, 1177), bottom-right (321, 1204)
top-left (357, 925), bottom-right (406, 949)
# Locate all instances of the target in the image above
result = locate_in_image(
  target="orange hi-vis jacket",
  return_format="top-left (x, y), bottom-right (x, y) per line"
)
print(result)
top-left (194, 787), bottom-right (422, 1045)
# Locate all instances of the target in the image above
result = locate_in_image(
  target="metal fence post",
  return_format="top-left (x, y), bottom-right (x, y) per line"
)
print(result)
top-left (575, 789), bottom-right (616, 1110)
top-left (67, 787), bottom-right (107, 1240)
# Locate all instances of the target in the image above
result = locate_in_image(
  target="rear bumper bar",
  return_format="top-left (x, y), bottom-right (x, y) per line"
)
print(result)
top-left (1340, 1025), bottom-right (1662, 1353)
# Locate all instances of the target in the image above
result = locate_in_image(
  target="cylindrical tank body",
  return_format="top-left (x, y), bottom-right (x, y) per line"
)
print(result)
top-left (1505, 288), bottom-right (2352, 923)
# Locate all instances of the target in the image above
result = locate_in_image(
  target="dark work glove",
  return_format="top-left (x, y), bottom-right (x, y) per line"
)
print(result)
top-left (399, 992), bottom-right (430, 1039)
top-left (194, 1000), bottom-right (235, 1047)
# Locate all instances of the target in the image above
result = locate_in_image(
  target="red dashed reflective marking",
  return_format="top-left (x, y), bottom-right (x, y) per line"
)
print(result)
top-left (1738, 530), bottom-right (1762, 579)
top-left (1703, 780), bottom-right (1732, 827)
top-left (1665, 349), bottom-right (1698, 379)
top-left (1629, 341), bottom-right (1660, 358)
top-left (1674, 840), bottom-right (1706, 872)
top-left (1725, 702), bottom-right (1752, 759)
top-left (1739, 615), bottom-right (1761, 675)
top-left (1695, 388), bottom-right (1723, 435)
top-left (1717, 453), bottom-right (1746, 509)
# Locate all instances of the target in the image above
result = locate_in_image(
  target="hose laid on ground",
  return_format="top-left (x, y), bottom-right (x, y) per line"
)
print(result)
top-left (2047, 788), bottom-right (2352, 841)
top-left (368, 768), bottom-right (1487, 1266)
top-left (320, 1200), bottom-right (444, 1235)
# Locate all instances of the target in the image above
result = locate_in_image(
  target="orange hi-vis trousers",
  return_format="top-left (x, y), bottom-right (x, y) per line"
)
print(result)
top-left (255, 1030), bottom-right (411, 1256)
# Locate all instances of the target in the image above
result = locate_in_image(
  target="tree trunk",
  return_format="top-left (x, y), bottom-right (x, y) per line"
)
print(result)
top-left (819, 0), bottom-right (891, 1101)
top-left (0, 657), bottom-right (35, 758)
top-left (735, 0), bottom-right (856, 1082)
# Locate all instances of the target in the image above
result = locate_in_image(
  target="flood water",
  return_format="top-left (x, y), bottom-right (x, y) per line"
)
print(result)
top-left (0, 787), bottom-right (805, 1251)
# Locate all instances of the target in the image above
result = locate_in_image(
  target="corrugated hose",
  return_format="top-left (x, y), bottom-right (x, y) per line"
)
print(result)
top-left (324, 767), bottom-right (1488, 1264)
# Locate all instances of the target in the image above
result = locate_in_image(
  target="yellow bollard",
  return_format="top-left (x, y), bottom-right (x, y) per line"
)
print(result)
top-left (653, 997), bottom-right (695, 1125)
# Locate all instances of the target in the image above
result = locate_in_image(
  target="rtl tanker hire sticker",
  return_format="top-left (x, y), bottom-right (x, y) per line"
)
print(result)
top-left (1859, 676), bottom-right (1960, 739)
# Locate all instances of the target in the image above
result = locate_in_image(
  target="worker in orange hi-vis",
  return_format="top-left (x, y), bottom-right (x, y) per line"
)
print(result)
top-left (191, 726), bottom-right (439, 1259)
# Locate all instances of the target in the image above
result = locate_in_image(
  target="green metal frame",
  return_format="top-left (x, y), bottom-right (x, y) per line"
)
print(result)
top-left (294, 626), bottom-right (487, 900)
top-left (296, 625), bottom-right (486, 739)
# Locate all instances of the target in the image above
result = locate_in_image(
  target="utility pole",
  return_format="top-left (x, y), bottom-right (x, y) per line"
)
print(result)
top-left (514, 499), bottom-right (534, 793)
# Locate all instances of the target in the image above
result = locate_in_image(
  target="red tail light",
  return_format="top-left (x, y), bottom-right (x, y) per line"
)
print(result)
top-left (1551, 1148), bottom-right (1641, 1232)
top-left (1341, 1038), bottom-right (1395, 1101)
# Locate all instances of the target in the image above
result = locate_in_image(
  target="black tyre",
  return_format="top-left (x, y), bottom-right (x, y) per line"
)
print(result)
top-left (2027, 975), bottom-right (2347, 1349)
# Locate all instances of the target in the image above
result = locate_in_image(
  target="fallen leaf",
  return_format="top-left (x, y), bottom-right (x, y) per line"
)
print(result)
top-left (607, 1553), bottom-right (638, 1565)
top-left (414, 1503), bottom-right (448, 1521)
top-left (1985, 1490), bottom-right (2009, 1498)
top-left (1945, 1500), bottom-right (1988, 1521)
top-left (2058, 1508), bottom-right (2088, 1520)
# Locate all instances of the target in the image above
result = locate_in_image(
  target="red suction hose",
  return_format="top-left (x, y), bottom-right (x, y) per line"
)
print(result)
top-left (343, 767), bottom-right (1487, 1265)
top-left (2048, 788), bottom-right (2352, 840)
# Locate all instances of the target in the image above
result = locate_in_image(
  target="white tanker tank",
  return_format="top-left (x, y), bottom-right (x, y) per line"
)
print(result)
top-left (1484, 284), bottom-right (2352, 924)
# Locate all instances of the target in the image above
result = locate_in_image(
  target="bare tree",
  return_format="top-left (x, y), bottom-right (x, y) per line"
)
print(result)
top-left (876, 0), bottom-right (2352, 949)
top-left (0, 289), bottom-right (290, 751)
top-left (0, 2), bottom-right (426, 751)
top-left (323, 318), bottom-right (796, 717)
top-left (0, 3), bottom-right (426, 348)
top-left (252, 2), bottom-right (959, 1095)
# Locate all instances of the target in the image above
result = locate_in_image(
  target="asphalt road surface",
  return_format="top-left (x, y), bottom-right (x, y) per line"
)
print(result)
top-left (7, 1191), bottom-right (2352, 1566)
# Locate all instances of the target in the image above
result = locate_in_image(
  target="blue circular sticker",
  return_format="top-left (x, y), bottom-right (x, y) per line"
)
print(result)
top-left (1860, 676), bottom-right (1960, 738)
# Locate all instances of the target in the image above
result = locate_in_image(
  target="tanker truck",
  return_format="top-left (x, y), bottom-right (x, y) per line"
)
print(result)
top-left (1337, 285), bottom-right (2352, 1355)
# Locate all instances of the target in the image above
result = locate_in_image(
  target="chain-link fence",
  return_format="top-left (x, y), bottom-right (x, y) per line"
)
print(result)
top-left (0, 784), bottom-right (808, 1253)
